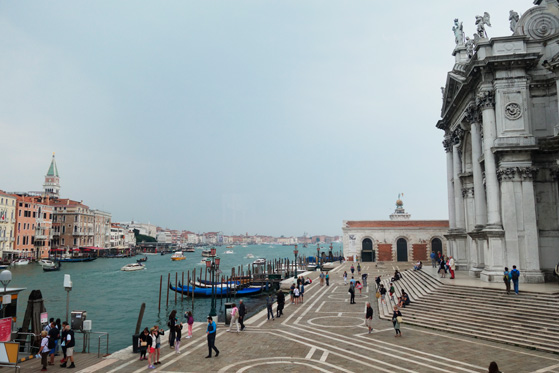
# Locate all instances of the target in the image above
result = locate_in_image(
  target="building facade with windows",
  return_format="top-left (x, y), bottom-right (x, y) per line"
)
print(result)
top-left (50, 199), bottom-right (94, 249)
top-left (0, 191), bottom-right (16, 257)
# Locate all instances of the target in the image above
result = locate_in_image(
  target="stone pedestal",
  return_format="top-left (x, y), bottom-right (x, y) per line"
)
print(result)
top-left (480, 227), bottom-right (505, 282)
top-left (467, 229), bottom-right (486, 278)
top-left (445, 229), bottom-right (467, 269)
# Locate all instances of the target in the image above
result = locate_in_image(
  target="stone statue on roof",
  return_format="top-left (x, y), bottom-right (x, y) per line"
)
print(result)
top-left (465, 36), bottom-right (475, 57)
top-left (509, 10), bottom-right (520, 32)
top-left (475, 12), bottom-right (491, 39)
top-left (453, 18), bottom-right (465, 45)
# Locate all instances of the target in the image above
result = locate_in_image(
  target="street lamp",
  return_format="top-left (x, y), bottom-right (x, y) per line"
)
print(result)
top-left (0, 270), bottom-right (12, 318)
top-left (205, 248), bottom-right (220, 317)
top-left (293, 245), bottom-right (298, 279)
top-left (316, 244), bottom-right (320, 269)
top-left (64, 274), bottom-right (72, 323)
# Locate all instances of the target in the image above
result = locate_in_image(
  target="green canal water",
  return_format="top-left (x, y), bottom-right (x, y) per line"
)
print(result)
top-left (9, 243), bottom-right (342, 352)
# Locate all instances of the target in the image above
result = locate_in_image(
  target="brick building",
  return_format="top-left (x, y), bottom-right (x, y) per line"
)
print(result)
top-left (342, 199), bottom-right (449, 262)
top-left (50, 199), bottom-right (94, 249)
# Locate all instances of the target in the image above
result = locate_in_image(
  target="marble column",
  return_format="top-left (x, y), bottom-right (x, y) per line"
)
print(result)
top-left (444, 138), bottom-right (456, 229)
top-left (453, 143), bottom-right (465, 229)
top-left (449, 130), bottom-right (467, 268)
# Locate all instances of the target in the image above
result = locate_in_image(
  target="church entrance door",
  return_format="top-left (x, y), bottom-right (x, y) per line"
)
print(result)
top-left (397, 238), bottom-right (408, 262)
top-left (431, 238), bottom-right (442, 257)
top-left (361, 238), bottom-right (374, 262)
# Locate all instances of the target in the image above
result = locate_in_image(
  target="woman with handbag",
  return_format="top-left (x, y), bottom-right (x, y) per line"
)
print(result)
top-left (392, 306), bottom-right (403, 337)
top-left (138, 328), bottom-right (149, 361)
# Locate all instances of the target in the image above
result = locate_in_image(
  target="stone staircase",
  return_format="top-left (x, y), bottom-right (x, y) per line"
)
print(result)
top-left (376, 268), bottom-right (559, 354)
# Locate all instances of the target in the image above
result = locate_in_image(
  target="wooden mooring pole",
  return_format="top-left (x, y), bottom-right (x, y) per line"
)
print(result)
top-left (158, 275), bottom-right (162, 312)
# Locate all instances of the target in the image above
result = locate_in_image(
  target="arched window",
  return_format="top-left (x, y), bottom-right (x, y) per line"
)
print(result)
top-left (397, 238), bottom-right (408, 262)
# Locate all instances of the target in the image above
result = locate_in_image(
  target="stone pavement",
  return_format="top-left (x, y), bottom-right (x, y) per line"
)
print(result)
top-left (21, 262), bottom-right (559, 372)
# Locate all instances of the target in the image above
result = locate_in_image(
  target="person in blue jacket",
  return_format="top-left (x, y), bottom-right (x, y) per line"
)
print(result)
top-left (205, 316), bottom-right (219, 358)
top-left (510, 265), bottom-right (520, 295)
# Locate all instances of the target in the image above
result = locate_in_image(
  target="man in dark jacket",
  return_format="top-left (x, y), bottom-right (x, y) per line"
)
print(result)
top-left (365, 302), bottom-right (374, 333)
top-left (276, 290), bottom-right (285, 317)
top-left (47, 321), bottom-right (59, 366)
top-left (60, 324), bottom-right (75, 368)
top-left (238, 300), bottom-right (247, 331)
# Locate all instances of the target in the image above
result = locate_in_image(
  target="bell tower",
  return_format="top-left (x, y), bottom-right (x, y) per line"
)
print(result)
top-left (43, 153), bottom-right (60, 198)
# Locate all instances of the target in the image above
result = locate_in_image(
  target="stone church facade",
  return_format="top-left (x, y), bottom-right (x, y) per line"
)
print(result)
top-left (437, 1), bottom-right (559, 282)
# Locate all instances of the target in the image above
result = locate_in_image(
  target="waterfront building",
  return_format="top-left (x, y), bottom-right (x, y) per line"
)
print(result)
top-left (43, 153), bottom-right (60, 198)
top-left (50, 199), bottom-right (94, 249)
top-left (342, 199), bottom-right (449, 262)
top-left (156, 231), bottom-right (172, 244)
top-left (12, 194), bottom-right (53, 259)
top-left (122, 221), bottom-right (157, 239)
top-left (0, 191), bottom-right (16, 258)
top-left (437, 1), bottom-right (559, 282)
top-left (92, 209), bottom-right (111, 248)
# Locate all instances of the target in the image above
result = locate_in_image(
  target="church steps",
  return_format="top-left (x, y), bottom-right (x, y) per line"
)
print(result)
top-left (429, 288), bottom-right (559, 310)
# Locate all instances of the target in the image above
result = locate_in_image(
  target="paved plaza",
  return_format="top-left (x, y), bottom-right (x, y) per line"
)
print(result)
top-left (20, 262), bottom-right (559, 372)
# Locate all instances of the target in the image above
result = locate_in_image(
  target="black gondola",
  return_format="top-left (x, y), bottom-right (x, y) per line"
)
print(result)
top-left (137, 256), bottom-right (148, 263)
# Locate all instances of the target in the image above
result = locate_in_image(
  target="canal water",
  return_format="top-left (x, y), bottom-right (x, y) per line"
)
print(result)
top-left (9, 243), bottom-right (342, 352)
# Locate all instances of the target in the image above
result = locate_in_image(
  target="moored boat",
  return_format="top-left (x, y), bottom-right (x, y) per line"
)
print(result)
top-left (43, 261), bottom-right (61, 272)
top-left (169, 283), bottom-right (263, 297)
top-left (121, 263), bottom-right (146, 271)
top-left (39, 259), bottom-right (56, 268)
top-left (184, 247), bottom-right (195, 252)
top-left (12, 259), bottom-right (30, 266)
top-left (253, 258), bottom-right (266, 265)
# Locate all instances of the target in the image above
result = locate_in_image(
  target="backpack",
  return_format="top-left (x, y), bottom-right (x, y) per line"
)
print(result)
top-left (511, 271), bottom-right (519, 281)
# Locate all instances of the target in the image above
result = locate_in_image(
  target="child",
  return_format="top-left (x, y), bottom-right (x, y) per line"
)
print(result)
top-left (186, 311), bottom-right (194, 338)
top-left (356, 281), bottom-right (363, 295)
top-left (174, 323), bottom-right (183, 354)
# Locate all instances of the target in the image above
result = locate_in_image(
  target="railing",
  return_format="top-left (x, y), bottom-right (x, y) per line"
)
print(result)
top-left (78, 331), bottom-right (109, 358)
top-left (13, 332), bottom-right (39, 356)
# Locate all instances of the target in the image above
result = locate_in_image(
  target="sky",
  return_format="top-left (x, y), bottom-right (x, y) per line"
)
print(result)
top-left (0, 0), bottom-right (531, 237)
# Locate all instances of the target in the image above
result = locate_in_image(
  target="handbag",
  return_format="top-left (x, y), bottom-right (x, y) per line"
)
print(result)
top-left (375, 292), bottom-right (381, 299)
top-left (140, 341), bottom-right (147, 347)
top-left (396, 316), bottom-right (403, 324)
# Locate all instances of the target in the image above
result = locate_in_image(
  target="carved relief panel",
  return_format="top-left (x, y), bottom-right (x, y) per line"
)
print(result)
top-left (495, 88), bottom-right (530, 136)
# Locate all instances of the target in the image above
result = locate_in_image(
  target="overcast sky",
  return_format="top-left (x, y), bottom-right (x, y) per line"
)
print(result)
top-left (0, 0), bottom-right (530, 236)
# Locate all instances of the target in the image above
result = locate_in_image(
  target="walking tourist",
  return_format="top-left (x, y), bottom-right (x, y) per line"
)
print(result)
top-left (290, 283), bottom-right (296, 304)
top-left (293, 286), bottom-right (300, 304)
top-left (350, 264), bottom-right (355, 275)
top-left (488, 361), bottom-right (502, 373)
top-left (59, 321), bottom-right (68, 365)
top-left (503, 267), bottom-right (511, 294)
top-left (44, 318), bottom-right (54, 332)
top-left (319, 271), bottom-right (325, 286)
top-left (239, 300), bottom-right (247, 331)
top-left (357, 262), bottom-right (361, 275)
top-left (147, 328), bottom-right (157, 369)
top-left (154, 326), bottom-right (164, 365)
top-left (47, 320), bottom-right (59, 366)
top-left (343, 271), bottom-right (348, 285)
top-left (375, 275), bottom-right (381, 289)
top-left (349, 283), bottom-right (355, 304)
top-left (449, 256), bottom-right (456, 279)
top-left (276, 290), bottom-right (285, 317)
top-left (350, 276), bottom-right (356, 287)
top-left (59, 324), bottom-right (75, 368)
top-left (266, 293), bottom-right (275, 320)
top-left (174, 324), bottom-right (183, 353)
top-left (205, 316), bottom-right (219, 358)
top-left (168, 310), bottom-right (177, 348)
top-left (361, 273), bottom-right (368, 287)
top-left (138, 328), bottom-right (149, 361)
top-left (325, 272), bottom-right (330, 286)
top-left (38, 330), bottom-right (50, 371)
top-left (511, 265), bottom-right (520, 294)
top-left (186, 311), bottom-right (194, 338)
top-left (392, 306), bottom-right (403, 337)
top-left (228, 303), bottom-right (240, 332)
top-left (300, 282), bottom-right (305, 303)
top-left (379, 284), bottom-right (387, 304)
top-left (365, 302), bottom-right (373, 334)
top-left (356, 280), bottom-right (362, 294)
top-left (430, 251), bottom-right (436, 268)
top-left (389, 283), bottom-right (395, 302)
top-left (54, 318), bottom-right (61, 356)
top-left (438, 259), bottom-right (447, 278)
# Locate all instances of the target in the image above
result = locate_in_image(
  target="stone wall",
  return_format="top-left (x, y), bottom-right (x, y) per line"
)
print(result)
top-left (377, 244), bottom-right (393, 261)
top-left (412, 243), bottom-right (428, 261)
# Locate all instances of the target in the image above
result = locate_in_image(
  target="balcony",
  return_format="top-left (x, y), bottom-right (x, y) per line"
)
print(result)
top-left (35, 234), bottom-right (48, 240)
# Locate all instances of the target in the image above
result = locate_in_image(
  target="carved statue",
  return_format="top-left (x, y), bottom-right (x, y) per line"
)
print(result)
top-left (465, 37), bottom-right (475, 57)
top-left (475, 12), bottom-right (491, 39)
top-left (509, 10), bottom-right (520, 32)
top-left (453, 18), bottom-right (465, 45)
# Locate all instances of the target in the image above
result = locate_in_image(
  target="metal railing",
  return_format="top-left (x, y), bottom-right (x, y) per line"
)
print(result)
top-left (78, 331), bottom-right (109, 358)
top-left (13, 332), bottom-right (40, 356)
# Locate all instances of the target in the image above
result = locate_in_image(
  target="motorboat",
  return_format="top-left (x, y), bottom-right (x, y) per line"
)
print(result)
top-left (253, 258), bottom-right (266, 265)
top-left (201, 249), bottom-right (212, 257)
top-left (224, 250), bottom-right (234, 254)
top-left (245, 254), bottom-right (255, 259)
top-left (121, 263), bottom-right (146, 271)
top-left (171, 251), bottom-right (186, 261)
top-left (184, 247), bottom-right (195, 252)
top-left (12, 259), bottom-right (30, 266)
top-left (39, 259), bottom-right (56, 268)
top-left (43, 261), bottom-right (61, 272)
top-left (226, 245), bottom-right (234, 249)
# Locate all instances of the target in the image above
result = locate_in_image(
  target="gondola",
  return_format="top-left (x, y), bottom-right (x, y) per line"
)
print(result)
top-left (169, 283), bottom-right (263, 297)
top-left (43, 261), bottom-right (61, 272)
top-left (58, 257), bottom-right (96, 263)
top-left (136, 256), bottom-right (148, 263)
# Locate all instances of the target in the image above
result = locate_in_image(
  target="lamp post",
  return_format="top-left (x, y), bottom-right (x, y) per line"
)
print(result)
top-left (205, 248), bottom-right (220, 317)
top-left (293, 245), bottom-right (298, 279)
top-left (329, 243), bottom-right (333, 262)
top-left (64, 274), bottom-right (72, 323)
top-left (0, 270), bottom-right (12, 319)
top-left (316, 244), bottom-right (321, 269)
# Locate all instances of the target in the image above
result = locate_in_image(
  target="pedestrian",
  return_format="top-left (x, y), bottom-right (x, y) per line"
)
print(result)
top-left (379, 284), bottom-right (387, 304)
top-left (361, 273), bottom-right (368, 288)
top-left (47, 320), bottom-right (59, 366)
top-left (293, 286), bottom-right (300, 304)
top-left (503, 267), bottom-right (511, 295)
top-left (339, 256), bottom-right (342, 264)
top-left (392, 306), bottom-right (403, 337)
top-left (350, 276), bottom-right (356, 287)
top-left (228, 303), bottom-right (240, 332)
top-left (349, 283), bottom-right (355, 304)
top-left (147, 328), bottom-right (157, 369)
top-left (365, 302), bottom-right (373, 334)
top-left (205, 316), bottom-right (219, 358)
top-left (290, 283), bottom-right (296, 304)
top-left (266, 293), bottom-right (275, 320)
top-left (239, 300), bottom-right (247, 331)
top-left (488, 361), bottom-right (502, 373)
top-left (153, 325), bottom-right (164, 365)
top-left (325, 272), bottom-right (330, 286)
top-left (54, 318), bottom-right (61, 356)
top-left (343, 271), bottom-right (348, 285)
top-left (511, 265), bottom-right (520, 294)
top-left (375, 275), bottom-right (381, 289)
top-left (276, 290), bottom-right (285, 317)
top-left (44, 318), bottom-right (54, 332)
top-left (59, 324), bottom-right (75, 368)
top-left (168, 310), bottom-right (177, 349)
top-left (175, 323), bottom-right (183, 354)
top-left (438, 259), bottom-right (446, 278)
top-left (449, 256), bottom-right (456, 279)
top-left (300, 282), bottom-right (305, 303)
top-left (430, 251), bottom-right (436, 268)
top-left (356, 281), bottom-right (362, 294)
top-left (38, 330), bottom-right (50, 371)
top-left (357, 263), bottom-right (361, 276)
top-left (186, 311), bottom-right (194, 338)
top-left (319, 272), bottom-right (325, 286)
top-left (389, 283), bottom-right (395, 302)
top-left (350, 264), bottom-right (355, 275)
top-left (59, 321), bottom-right (68, 365)
top-left (138, 328), bottom-right (149, 361)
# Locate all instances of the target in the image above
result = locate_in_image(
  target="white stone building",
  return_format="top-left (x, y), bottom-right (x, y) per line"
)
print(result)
top-left (437, 1), bottom-right (559, 282)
